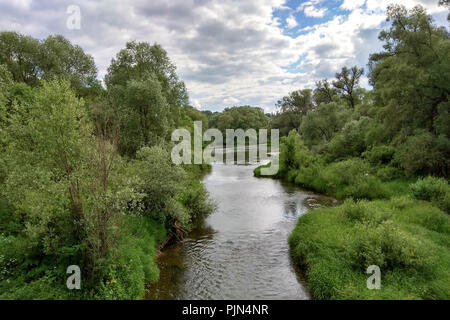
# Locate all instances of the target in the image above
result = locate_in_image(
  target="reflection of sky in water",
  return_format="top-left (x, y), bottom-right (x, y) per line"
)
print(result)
top-left (146, 162), bottom-right (336, 300)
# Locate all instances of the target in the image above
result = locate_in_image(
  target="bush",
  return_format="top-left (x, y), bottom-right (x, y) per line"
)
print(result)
top-left (350, 220), bottom-right (429, 272)
top-left (363, 145), bottom-right (396, 166)
top-left (376, 166), bottom-right (403, 182)
top-left (327, 117), bottom-right (373, 160)
top-left (321, 159), bottom-right (386, 200)
top-left (90, 216), bottom-right (165, 300)
top-left (289, 199), bottom-right (450, 299)
top-left (411, 177), bottom-right (450, 213)
top-left (395, 131), bottom-right (446, 176)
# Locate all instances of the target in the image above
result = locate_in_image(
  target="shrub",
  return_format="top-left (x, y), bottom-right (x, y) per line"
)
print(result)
top-left (321, 159), bottom-right (386, 199)
top-left (363, 145), bottom-right (396, 166)
top-left (376, 166), bottom-right (403, 182)
top-left (289, 198), bottom-right (450, 299)
top-left (411, 177), bottom-right (450, 213)
top-left (395, 131), bottom-right (446, 176)
top-left (90, 216), bottom-right (165, 300)
top-left (327, 117), bottom-right (373, 160)
top-left (349, 220), bottom-right (428, 272)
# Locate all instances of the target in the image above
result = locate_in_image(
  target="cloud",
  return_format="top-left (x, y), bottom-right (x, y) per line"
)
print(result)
top-left (340, 0), bottom-right (366, 11)
top-left (297, 0), bottom-right (327, 18)
top-left (0, 0), bottom-right (447, 112)
top-left (286, 14), bottom-right (298, 28)
top-left (192, 99), bottom-right (202, 109)
top-left (223, 97), bottom-right (240, 105)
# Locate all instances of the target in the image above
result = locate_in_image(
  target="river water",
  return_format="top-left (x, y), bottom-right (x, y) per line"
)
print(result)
top-left (145, 160), bottom-right (336, 300)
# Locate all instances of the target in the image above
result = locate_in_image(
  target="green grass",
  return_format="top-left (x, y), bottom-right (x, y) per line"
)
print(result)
top-left (289, 198), bottom-right (450, 299)
top-left (0, 215), bottom-right (167, 300)
top-left (255, 158), bottom-right (414, 201)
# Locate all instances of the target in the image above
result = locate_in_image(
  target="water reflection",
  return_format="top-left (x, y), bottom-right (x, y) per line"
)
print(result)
top-left (146, 161), bottom-right (336, 300)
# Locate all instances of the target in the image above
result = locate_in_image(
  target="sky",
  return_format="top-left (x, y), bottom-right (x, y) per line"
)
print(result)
top-left (0, 0), bottom-right (448, 112)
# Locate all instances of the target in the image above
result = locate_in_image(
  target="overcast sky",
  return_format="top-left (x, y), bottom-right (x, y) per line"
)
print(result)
top-left (0, 0), bottom-right (448, 112)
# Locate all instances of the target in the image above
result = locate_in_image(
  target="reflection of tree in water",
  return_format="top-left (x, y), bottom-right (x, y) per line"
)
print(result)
top-left (145, 222), bottom-right (216, 300)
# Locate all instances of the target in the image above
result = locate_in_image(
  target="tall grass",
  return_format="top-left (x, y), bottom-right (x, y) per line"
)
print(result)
top-left (289, 198), bottom-right (450, 299)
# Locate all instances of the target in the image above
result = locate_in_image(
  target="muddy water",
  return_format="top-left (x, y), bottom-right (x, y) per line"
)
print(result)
top-left (145, 161), bottom-right (336, 300)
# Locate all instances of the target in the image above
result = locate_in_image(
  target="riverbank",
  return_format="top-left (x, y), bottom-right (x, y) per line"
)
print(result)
top-left (146, 162), bottom-right (337, 299)
top-left (254, 144), bottom-right (450, 299)
top-left (289, 198), bottom-right (450, 299)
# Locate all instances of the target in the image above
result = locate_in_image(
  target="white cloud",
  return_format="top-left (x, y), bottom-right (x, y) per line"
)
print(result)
top-left (286, 14), bottom-right (298, 28)
top-left (223, 97), bottom-right (240, 105)
top-left (297, 0), bottom-right (327, 18)
top-left (192, 99), bottom-right (202, 109)
top-left (0, 0), bottom-right (447, 112)
top-left (341, 0), bottom-right (366, 11)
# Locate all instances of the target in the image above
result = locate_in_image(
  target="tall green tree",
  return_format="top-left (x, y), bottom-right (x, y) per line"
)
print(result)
top-left (369, 5), bottom-right (449, 175)
top-left (0, 32), bottom-right (40, 86)
top-left (39, 35), bottom-right (101, 98)
top-left (105, 41), bottom-right (188, 108)
top-left (276, 89), bottom-right (314, 115)
top-left (313, 79), bottom-right (338, 106)
top-left (299, 101), bottom-right (351, 150)
top-left (0, 32), bottom-right (99, 97)
top-left (332, 66), bottom-right (364, 109)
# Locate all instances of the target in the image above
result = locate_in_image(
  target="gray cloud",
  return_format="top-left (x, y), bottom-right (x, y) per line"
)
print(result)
top-left (0, 0), bottom-right (446, 111)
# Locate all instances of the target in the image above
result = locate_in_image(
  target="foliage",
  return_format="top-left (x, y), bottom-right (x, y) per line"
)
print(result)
top-left (276, 89), bottom-right (314, 115)
top-left (299, 102), bottom-right (351, 150)
top-left (369, 5), bottom-right (450, 153)
top-left (0, 34), bottom-right (214, 299)
top-left (105, 41), bottom-right (188, 108)
top-left (394, 130), bottom-right (448, 177)
top-left (411, 177), bottom-right (450, 213)
top-left (0, 32), bottom-right (100, 97)
top-left (216, 106), bottom-right (269, 134)
top-left (289, 199), bottom-right (450, 299)
top-left (332, 66), bottom-right (364, 109)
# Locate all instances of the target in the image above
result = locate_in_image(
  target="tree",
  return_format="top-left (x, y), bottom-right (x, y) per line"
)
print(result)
top-left (105, 41), bottom-right (188, 108)
top-left (0, 32), bottom-right (99, 97)
top-left (270, 111), bottom-right (302, 137)
top-left (216, 106), bottom-right (269, 133)
top-left (276, 89), bottom-right (314, 115)
top-left (0, 32), bottom-right (40, 85)
top-left (313, 79), bottom-right (338, 106)
top-left (333, 66), bottom-right (364, 109)
top-left (2, 80), bottom-right (141, 279)
top-left (369, 5), bottom-right (450, 139)
top-left (134, 146), bottom-right (188, 226)
top-left (39, 35), bottom-right (101, 98)
top-left (299, 102), bottom-right (351, 150)
top-left (114, 76), bottom-right (170, 155)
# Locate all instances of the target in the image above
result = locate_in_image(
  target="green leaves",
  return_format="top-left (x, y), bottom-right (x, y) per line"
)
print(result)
top-left (0, 32), bottom-right (99, 98)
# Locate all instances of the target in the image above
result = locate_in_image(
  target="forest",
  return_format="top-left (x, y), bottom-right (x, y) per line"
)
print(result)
top-left (0, 33), bottom-right (214, 299)
top-left (0, 3), bottom-right (448, 300)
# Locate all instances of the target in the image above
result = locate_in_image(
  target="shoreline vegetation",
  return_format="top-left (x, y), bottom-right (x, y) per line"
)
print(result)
top-left (0, 35), bottom-right (215, 299)
top-left (0, 3), bottom-right (448, 300)
top-left (255, 5), bottom-right (450, 300)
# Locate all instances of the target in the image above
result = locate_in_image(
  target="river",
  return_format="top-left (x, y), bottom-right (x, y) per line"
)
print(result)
top-left (145, 159), bottom-right (336, 300)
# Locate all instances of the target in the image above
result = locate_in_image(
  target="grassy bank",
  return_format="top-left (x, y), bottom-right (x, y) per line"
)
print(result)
top-left (289, 198), bottom-right (450, 299)
top-left (254, 132), bottom-right (450, 299)
top-left (0, 214), bottom-right (166, 299)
